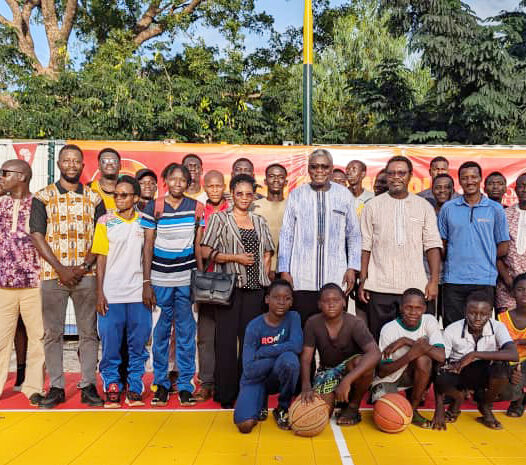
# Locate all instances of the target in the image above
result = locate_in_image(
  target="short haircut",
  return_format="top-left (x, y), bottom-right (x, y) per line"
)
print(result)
top-left (401, 288), bottom-right (426, 305)
top-left (376, 168), bottom-right (387, 176)
top-left (347, 160), bottom-right (367, 173)
top-left (430, 156), bottom-right (448, 167)
top-left (386, 155), bottom-right (413, 174)
top-left (458, 161), bottom-right (482, 178)
top-left (161, 162), bottom-right (191, 184)
top-left (232, 157), bottom-right (254, 170)
top-left (97, 148), bottom-right (121, 161)
top-left (517, 172), bottom-right (526, 185)
top-left (59, 144), bottom-right (83, 159)
top-left (333, 168), bottom-right (346, 176)
top-left (308, 148), bottom-right (333, 165)
top-left (513, 273), bottom-right (526, 289)
top-left (204, 170), bottom-right (224, 184)
top-left (135, 168), bottom-right (158, 183)
top-left (484, 171), bottom-right (506, 186)
top-left (319, 282), bottom-right (345, 300)
top-left (116, 175), bottom-right (141, 195)
top-left (265, 163), bottom-right (288, 177)
top-left (230, 173), bottom-right (257, 192)
top-left (466, 290), bottom-right (493, 308)
top-left (182, 153), bottom-right (202, 166)
top-left (267, 279), bottom-right (293, 295)
top-left (432, 173), bottom-right (454, 188)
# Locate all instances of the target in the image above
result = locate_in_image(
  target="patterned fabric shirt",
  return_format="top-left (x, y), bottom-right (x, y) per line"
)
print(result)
top-left (0, 195), bottom-right (41, 288)
top-left (278, 182), bottom-right (361, 292)
top-left (496, 205), bottom-right (526, 310)
top-left (29, 182), bottom-right (105, 280)
top-left (140, 197), bottom-right (205, 287)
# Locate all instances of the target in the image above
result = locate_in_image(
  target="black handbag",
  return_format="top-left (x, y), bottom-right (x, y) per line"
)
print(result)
top-left (191, 250), bottom-right (236, 306)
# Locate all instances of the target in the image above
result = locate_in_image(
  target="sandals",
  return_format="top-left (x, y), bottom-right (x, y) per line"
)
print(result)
top-left (476, 415), bottom-right (503, 430)
top-left (444, 408), bottom-right (461, 423)
top-left (412, 410), bottom-right (432, 429)
top-left (336, 406), bottom-right (361, 426)
top-left (506, 400), bottom-right (525, 418)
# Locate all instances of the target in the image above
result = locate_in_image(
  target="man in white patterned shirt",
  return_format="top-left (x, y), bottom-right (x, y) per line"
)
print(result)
top-left (358, 156), bottom-right (442, 341)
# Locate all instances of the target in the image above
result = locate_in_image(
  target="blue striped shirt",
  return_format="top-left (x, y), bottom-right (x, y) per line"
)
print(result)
top-left (140, 197), bottom-right (205, 287)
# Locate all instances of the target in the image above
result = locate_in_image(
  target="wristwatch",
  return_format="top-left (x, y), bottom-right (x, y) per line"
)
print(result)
top-left (81, 262), bottom-right (92, 272)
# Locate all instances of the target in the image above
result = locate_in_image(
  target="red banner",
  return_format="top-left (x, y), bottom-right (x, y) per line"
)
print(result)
top-left (69, 141), bottom-right (526, 205)
top-left (13, 142), bottom-right (37, 166)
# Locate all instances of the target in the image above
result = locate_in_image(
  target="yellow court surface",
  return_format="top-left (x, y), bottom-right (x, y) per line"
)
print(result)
top-left (1, 409), bottom-right (526, 465)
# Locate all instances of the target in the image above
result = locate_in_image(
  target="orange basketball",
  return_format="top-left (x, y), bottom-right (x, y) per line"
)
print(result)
top-left (373, 393), bottom-right (413, 433)
top-left (289, 394), bottom-right (330, 437)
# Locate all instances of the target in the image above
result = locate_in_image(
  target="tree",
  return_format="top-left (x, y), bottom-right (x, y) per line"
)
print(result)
top-left (382, 0), bottom-right (526, 144)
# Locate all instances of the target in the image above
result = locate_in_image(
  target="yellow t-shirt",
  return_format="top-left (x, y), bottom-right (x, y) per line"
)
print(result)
top-left (90, 179), bottom-right (116, 213)
top-left (252, 198), bottom-right (286, 271)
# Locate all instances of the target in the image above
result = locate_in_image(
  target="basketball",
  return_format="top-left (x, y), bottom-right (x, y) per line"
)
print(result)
top-left (289, 394), bottom-right (330, 437)
top-left (373, 393), bottom-right (413, 433)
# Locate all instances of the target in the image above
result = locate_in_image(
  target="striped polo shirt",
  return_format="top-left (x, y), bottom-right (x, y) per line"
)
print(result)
top-left (140, 197), bottom-right (204, 287)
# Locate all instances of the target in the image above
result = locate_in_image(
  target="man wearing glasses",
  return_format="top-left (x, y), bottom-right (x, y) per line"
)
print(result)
top-left (359, 156), bottom-right (442, 341)
top-left (0, 159), bottom-right (45, 406)
top-left (89, 148), bottom-right (121, 213)
top-left (278, 149), bottom-right (361, 327)
top-left (30, 144), bottom-right (106, 408)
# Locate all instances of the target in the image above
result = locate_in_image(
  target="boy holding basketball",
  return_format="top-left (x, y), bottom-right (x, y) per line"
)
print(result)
top-left (300, 283), bottom-right (381, 426)
top-left (432, 291), bottom-right (518, 430)
top-left (371, 288), bottom-right (445, 428)
top-left (234, 280), bottom-right (302, 433)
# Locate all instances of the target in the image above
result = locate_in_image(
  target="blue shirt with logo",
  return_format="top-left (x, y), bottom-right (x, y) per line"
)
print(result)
top-left (438, 196), bottom-right (510, 285)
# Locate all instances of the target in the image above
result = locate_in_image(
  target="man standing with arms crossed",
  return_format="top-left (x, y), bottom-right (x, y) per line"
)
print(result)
top-left (30, 144), bottom-right (105, 408)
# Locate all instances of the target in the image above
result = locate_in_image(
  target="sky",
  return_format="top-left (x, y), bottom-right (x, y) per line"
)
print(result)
top-left (0, 0), bottom-right (522, 67)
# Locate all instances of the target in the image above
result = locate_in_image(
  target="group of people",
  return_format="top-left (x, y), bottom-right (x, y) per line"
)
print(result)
top-left (0, 145), bottom-right (525, 434)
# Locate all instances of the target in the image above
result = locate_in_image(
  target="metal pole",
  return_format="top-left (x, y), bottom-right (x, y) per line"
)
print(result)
top-left (303, 0), bottom-right (313, 145)
top-left (47, 140), bottom-right (55, 184)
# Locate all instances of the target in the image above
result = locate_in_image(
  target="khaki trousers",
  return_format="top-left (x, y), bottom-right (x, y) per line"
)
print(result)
top-left (0, 287), bottom-right (45, 398)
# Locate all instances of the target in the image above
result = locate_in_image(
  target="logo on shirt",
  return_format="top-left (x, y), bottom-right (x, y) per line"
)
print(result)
top-left (261, 328), bottom-right (285, 345)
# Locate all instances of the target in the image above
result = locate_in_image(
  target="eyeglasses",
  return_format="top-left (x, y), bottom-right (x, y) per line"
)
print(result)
top-left (0, 169), bottom-right (23, 177)
top-left (308, 163), bottom-right (331, 171)
top-left (234, 192), bottom-right (255, 199)
top-left (100, 158), bottom-right (119, 165)
top-left (114, 193), bottom-right (135, 199)
top-left (386, 170), bottom-right (409, 178)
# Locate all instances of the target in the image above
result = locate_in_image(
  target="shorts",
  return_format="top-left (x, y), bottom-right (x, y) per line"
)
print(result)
top-left (313, 354), bottom-right (360, 395)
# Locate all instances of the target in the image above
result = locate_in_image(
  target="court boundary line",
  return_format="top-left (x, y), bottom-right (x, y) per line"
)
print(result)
top-left (330, 418), bottom-right (354, 465)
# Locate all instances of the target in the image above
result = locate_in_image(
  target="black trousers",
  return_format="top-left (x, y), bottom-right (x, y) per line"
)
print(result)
top-left (367, 291), bottom-right (435, 342)
top-left (214, 287), bottom-right (265, 407)
top-left (293, 290), bottom-right (321, 328)
top-left (442, 284), bottom-right (495, 328)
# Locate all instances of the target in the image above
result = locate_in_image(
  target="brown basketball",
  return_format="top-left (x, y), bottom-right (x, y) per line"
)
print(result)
top-left (373, 393), bottom-right (413, 433)
top-left (289, 394), bottom-right (330, 437)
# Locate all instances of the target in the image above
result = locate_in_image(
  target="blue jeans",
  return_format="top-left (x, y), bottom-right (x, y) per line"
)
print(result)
top-left (98, 302), bottom-right (152, 394)
top-left (234, 351), bottom-right (300, 424)
top-left (152, 285), bottom-right (195, 392)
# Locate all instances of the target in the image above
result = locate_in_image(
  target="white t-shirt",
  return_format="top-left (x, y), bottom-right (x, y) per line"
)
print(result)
top-left (372, 315), bottom-right (444, 386)
top-left (92, 212), bottom-right (144, 304)
top-left (443, 318), bottom-right (513, 362)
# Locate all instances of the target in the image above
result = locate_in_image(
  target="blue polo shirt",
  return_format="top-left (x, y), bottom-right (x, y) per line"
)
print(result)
top-left (438, 195), bottom-right (509, 286)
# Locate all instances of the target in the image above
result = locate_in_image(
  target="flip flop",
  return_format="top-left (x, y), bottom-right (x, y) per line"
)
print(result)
top-left (412, 411), bottom-right (432, 429)
top-left (444, 409), bottom-right (461, 423)
top-left (476, 416), bottom-right (503, 430)
top-left (506, 401), bottom-right (524, 418)
top-left (336, 407), bottom-right (361, 426)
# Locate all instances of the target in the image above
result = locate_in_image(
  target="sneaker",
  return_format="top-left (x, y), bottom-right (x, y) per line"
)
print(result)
top-left (39, 387), bottom-right (65, 409)
top-left (273, 406), bottom-right (291, 430)
top-left (81, 384), bottom-right (104, 407)
top-left (194, 386), bottom-right (214, 403)
top-left (104, 383), bottom-right (121, 409)
top-left (179, 390), bottom-right (196, 407)
top-left (258, 407), bottom-right (269, 421)
top-left (28, 393), bottom-right (45, 406)
top-left (151, 385), bottom-right (169, 407)
top-left (125, 391), bottom-right (145, 407)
